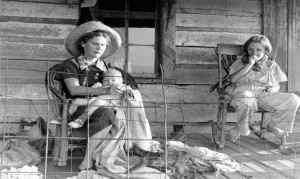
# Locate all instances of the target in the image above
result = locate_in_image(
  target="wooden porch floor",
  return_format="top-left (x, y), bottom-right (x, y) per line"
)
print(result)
top-left (36, 131), bottom-right (300, 179)
top-left (185, 132), bottom-right (300, 179)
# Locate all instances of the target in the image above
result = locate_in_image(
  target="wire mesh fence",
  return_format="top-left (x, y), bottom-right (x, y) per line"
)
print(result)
top-left (0, 58), bottom-right (300, 179)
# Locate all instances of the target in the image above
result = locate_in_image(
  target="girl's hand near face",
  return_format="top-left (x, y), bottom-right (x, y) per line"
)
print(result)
top-left (248, 54), bottom-right (257, 65)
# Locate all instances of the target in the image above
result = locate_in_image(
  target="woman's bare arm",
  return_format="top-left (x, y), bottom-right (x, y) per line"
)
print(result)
top-left (64, 78), bottom-right (110, 96)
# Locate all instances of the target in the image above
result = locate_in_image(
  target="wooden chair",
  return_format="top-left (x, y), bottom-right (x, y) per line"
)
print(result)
top-left (210, 44), bottom-right (285, 149)
top-left (45, 63), bottom-right (138, 166)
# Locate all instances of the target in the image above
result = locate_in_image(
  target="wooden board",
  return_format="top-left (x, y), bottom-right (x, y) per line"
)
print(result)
top-left (161, 0), bottom-right (176, 80)
top-left (0, 59), bottom-right (60, 84)
top-left (176, 47), bottom-right (217, 64)
top-left (176, 14), bottom-right (261, 33)
top-left (138, 84), bottom-right (218, 103)
top-left (0, 41), bottom-right (70, 60)
top-left (176, 31), bottom-right (258, 47)
top-left (177, 0), bottom-right (262, 14)
top-left (173, 68), bottom-right (218, 84)
top-left (0, 83), bottom-right (218, 103)
top-left (200, 133), bottom-right (297, 179)
top-left (0, 102), bottom-right (56, 123)
top-left (2, 0), bottom-right (81, 4)
top-left (173, 0), bottom-right (263, 85)
top-left (0, 84), bottom-right (48, 100)
top-left (145, 103), bottom-right (218, 123)
top-left (287, 0), bottom-right (300, 92)
top-left (0, 1), bottom-right (79, 20)
top-left (0, 22), bottom-right (76, 40)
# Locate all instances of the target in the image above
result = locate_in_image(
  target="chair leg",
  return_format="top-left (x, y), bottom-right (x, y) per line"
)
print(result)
top-left (211, 101), bottom-right (222, 148)
top-left (52, 124), bottom-right (61, 166)
top-left (260, 112), bottom-right (267, 140)
top-left (58, 103), bottom-right (69, 166)
top-left (211, 107), bottom-right (221, 144)
top-left (220, 100), bottom-right (228, 149)
top-left (212, 95), bottom-right (228, 149)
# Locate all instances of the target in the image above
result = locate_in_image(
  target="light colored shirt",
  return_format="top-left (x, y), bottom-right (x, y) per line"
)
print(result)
top-left (229, 57), bottom-right (287, 89)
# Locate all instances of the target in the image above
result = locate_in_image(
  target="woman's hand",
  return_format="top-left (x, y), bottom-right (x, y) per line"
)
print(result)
top-left (108, 84), bottom-right (124, 94)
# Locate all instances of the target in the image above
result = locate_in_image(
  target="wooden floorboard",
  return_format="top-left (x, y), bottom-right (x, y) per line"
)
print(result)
top-left (37, 131), bottom-right (300, 178)
top-left (194, 132), bottom-right (300, 179)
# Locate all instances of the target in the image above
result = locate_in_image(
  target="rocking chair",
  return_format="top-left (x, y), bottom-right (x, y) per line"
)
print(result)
top-left (210, 44), bottom-right (285, 149)
top-left (45, 63), bottom-right (138, 166)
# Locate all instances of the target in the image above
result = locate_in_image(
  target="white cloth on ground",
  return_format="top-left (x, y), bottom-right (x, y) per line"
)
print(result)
top-left (166, 141), bottom-right (240, 173)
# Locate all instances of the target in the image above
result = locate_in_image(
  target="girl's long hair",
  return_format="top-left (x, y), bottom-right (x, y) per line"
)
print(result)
top-left (241, 35), bottom-right (272, 64)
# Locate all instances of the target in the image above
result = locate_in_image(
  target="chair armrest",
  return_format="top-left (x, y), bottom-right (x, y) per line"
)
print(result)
top-left (210, 77), bottom-right (234, 92)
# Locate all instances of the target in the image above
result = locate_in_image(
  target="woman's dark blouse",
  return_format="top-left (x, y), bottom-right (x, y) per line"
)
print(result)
top-left (54, 56), bottom-right (114, 137)
top-left (55, 56), bottom-right (107, 99)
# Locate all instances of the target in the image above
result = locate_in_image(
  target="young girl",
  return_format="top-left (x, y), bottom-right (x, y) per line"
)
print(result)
top-left (68, 69), bottom-right (132, 128)
top-left (227, 35), bottom-right (300, 141)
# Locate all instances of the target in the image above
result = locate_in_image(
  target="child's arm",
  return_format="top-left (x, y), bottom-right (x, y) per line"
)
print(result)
top-left (266, 84), bottom-right (280, 93)
top-left (72, 98), bottom-right (90, 106)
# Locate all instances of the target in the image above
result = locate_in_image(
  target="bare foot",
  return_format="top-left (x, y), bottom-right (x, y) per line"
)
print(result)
top-left (229, 127), bottom-right (240, 142)
top-left (266, 124), bottom-right (288, 139)
top-left (273, 127), bottom-right (288, 139)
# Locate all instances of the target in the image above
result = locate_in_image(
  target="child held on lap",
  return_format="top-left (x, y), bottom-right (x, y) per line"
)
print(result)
top-left (68, 69), bottom-right (132, 128)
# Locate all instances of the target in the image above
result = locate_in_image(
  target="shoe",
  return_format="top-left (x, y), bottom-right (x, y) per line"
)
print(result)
top-left (49, 117), bottom-right (62, 125)
top-left (68, 119), bottom-right (84, 128)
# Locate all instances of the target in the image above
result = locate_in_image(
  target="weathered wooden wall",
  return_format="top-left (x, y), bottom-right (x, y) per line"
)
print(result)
top-left (1, 0), bottom-right (299, 135)
top-left (287, 0), bottom-right (300, 93)
top-left (172, 0), bottom-right (262, 84)
top-left (0, 0), bottom-right (79, 133)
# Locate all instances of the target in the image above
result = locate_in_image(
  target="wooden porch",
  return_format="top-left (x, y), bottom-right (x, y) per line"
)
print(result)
top-left (35, 123), bottom-right (300, 179)
top-left (187, 132), bottom-right (300, 179)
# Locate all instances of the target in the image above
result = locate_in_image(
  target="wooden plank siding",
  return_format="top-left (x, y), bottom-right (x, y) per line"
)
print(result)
top-left (287, 0), bottom-right (300, 92)
top-left (0, 59), bottom-right (60, 84)
top-left (174, 0), bottom-right (262, 84)
top-left (0, 82), bottom-right (220, 133)
top-left (2, 0), bottom-right (81, 4)
top-left (0, 1), bottom-right (79, 24)
top-left (0, 1), bottom-right (78, 84)
top-left (0, 1), bottom-right (79, 133)
top-left (1, 0), bottom-right (299, 135)
top-left (0, 0), bottom-right (266, 134)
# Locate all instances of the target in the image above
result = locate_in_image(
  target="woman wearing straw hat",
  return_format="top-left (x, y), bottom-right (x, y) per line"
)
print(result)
top-left (55, 21), bottom-right (153, 174)
top-left (54, 21), bottom-right (123, 167)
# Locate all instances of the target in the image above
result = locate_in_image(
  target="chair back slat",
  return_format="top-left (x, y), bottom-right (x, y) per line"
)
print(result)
top-left (217, 44), bottom-right (243, 56)
top-left (45, 63), bottom-right (67, 118)
top-left (45, 64), bottom-right (68, 103)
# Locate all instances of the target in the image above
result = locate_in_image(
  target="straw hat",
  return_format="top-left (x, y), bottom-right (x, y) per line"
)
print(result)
top-left (65, 21), bottom-right (121, 58)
